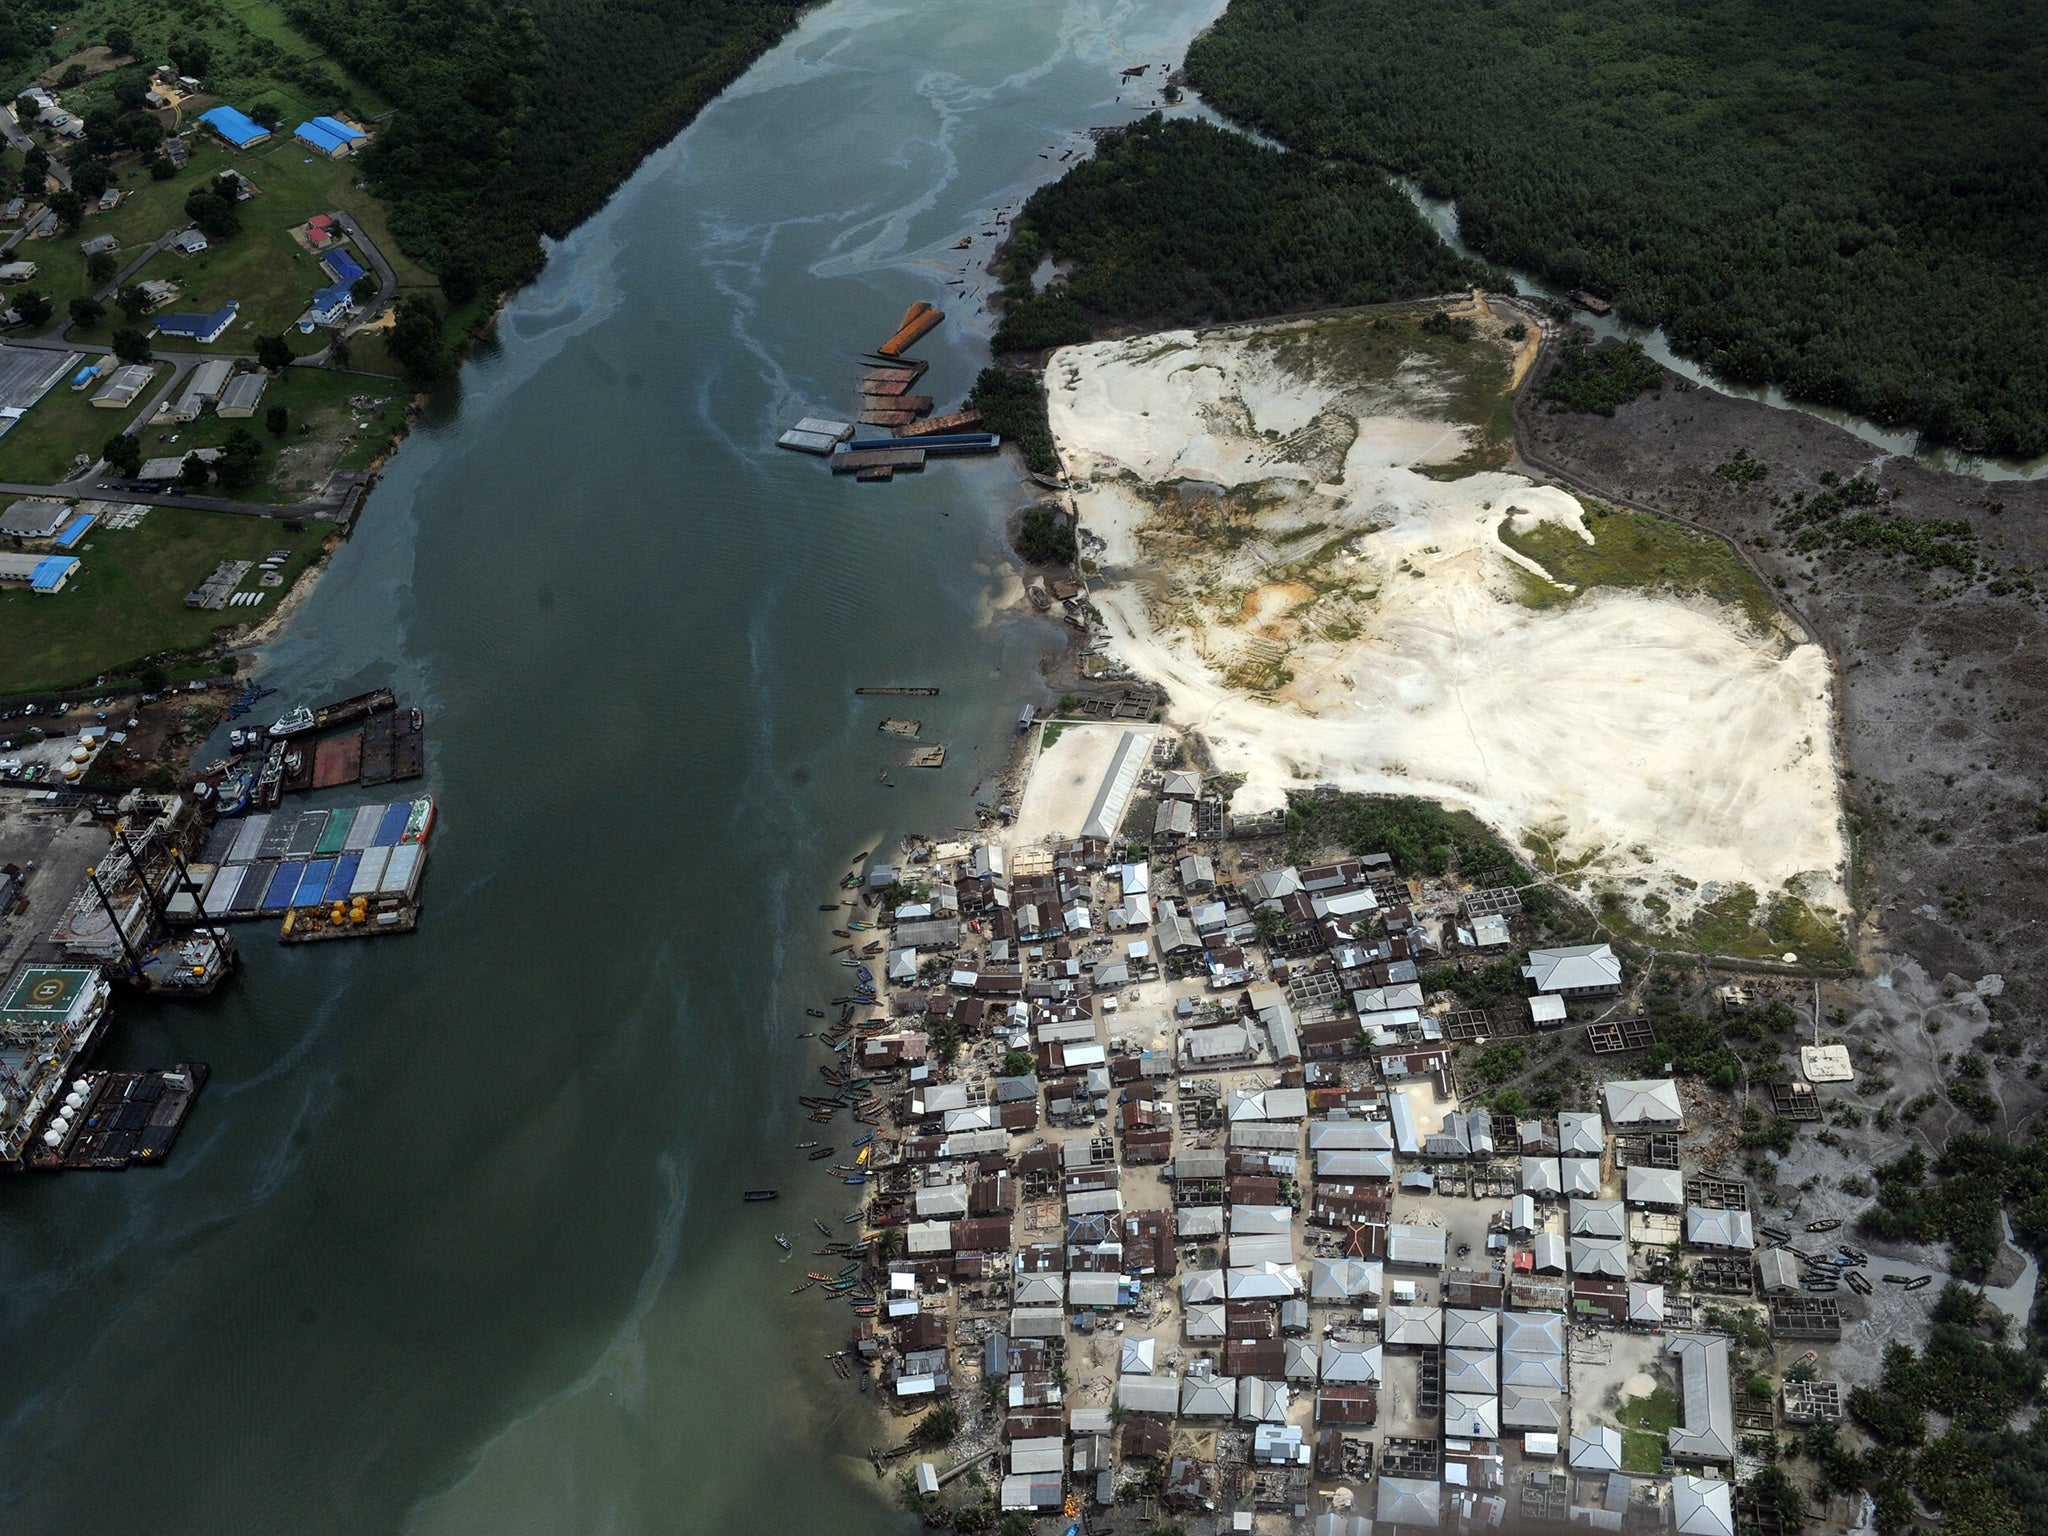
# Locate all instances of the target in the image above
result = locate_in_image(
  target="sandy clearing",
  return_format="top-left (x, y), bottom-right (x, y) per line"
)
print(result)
top-left (1049, 322), bottom-right (1846, 919)
top-left (1012, 721), bottom-right (1155, 846)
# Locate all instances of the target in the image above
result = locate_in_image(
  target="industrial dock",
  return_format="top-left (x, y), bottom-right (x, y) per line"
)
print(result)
top-left (0, 684), bottom-right (438, 1175)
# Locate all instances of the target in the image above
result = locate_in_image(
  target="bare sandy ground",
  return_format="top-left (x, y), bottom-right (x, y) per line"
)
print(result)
top-left (1012, 721), bottom-right (1155, 845)
top-left (1047, 323), bottom-right (1846, 922)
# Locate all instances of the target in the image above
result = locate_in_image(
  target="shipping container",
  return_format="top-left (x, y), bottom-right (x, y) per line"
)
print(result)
top-left (262, 860), bottom-right (307, 913)
top-left (294, 858), bottom-right (337, 908)
top-left (351, 845), bottom-right (391, 897)
top-left (343, 803), bottom-right (382, 851)
top-left (372, 802), bottom-right (409, 847)
top-left (380, 842), bottom-right (424, 899)
top-left (322, 853), bottom-right (361, 905)
top-left (228, 814), bottom-right (270, 865)
top-left (284, 811), bottom-right (328, 858)
top-left (165, 864), bottom-right (216, 920)
top-left (229, 865), bottom-right (268, 915)
top-left (314, 813), bottom-right (351, 856)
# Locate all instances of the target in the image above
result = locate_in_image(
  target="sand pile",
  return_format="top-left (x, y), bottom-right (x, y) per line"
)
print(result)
top-left (1047, 320), bottom-right (1845, 923)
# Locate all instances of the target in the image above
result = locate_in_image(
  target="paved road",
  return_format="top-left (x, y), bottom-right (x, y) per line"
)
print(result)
top-left (0, 476), bottom-right (348, 519)
top-left (297, 210), bottom-right (402, 363)
top-left (0, 107), bottom-right (71, 190)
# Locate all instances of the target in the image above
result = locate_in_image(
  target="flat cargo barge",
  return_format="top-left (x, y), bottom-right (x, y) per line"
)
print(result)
top-left (24, 1064), bottom-right (210, 1171)
top-left (280, 901), bottom-right (420, 942)
top-left (178, 796), bottom-right (434, 926)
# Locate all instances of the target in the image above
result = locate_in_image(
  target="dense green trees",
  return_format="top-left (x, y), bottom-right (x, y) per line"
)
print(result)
top-left (965, 367), bottom-right (1057, 476)
top-left (1013, 505), bottom-right (1076, 566)
top-left (280, 0), bottom-right (799, 302)
top-left (102, 433), bottom-right (141, 478)
top-left (1539, 336), bottom-right (1664, 416)
top-left (386, 294), bottom-right (448, 382)
top-left (1186, 0), bottom-right (2048, 455)
top-left (991, 116), bottom-right (1478, 353)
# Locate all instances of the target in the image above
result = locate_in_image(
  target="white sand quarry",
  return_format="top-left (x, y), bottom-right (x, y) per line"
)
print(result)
top-left (1046, 321), bottom-right (1845, 921)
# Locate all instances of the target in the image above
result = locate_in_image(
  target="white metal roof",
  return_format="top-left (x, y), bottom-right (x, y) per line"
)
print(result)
top-left (1523, 943), bottom-right (1622, 993)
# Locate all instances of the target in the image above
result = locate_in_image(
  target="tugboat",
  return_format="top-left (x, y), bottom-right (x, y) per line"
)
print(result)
top-left (267, 704), bottom-right (316, 739)
top-left (214, 767), bottom-right (254, 817)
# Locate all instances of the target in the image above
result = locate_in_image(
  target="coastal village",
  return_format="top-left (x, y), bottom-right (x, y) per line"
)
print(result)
top-left (795, 716), bottom-right (1916, 1536)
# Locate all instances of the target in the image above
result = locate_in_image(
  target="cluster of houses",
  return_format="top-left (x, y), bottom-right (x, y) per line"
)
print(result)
top-left (830, 753), bottom-right (1841, 1534)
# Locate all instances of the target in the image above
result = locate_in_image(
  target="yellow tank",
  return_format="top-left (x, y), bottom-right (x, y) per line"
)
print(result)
top-left (349, 907), bottom-right (365, 924)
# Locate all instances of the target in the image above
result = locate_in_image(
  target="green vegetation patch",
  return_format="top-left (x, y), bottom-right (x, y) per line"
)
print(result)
top-left (1498, 502), bottom-right (1783, 636)
top-left (991, 116), bottom-right (1481, 353)
top-left (0, 367), bottom-right (161, 483)
top-left (1286, 790), bottom-right (1577, 932)
top-left (1537, 334), bottom-right (1664, 416)
top-left (1774, 475), bottom-right (1978, 577)
top-left (967, 367), bottom-right (1056, 477)
top-left (0, 505), bottom-right (328, 691)
top-left (1012, 504), bottom-right (1076, 567)
top-left (1185, 0), bottom-right (2048, 457)
top-left (282, 0), bottom-right (801, 302)
top-left (1616, 1387), bottom-right (1679, 1473)
top-left (1858, 1137), bottom-right (2048, 1280)
top-left (129, 367), bottom-right (406, 499)
top-left (1594, 880), bottom-right (1851, 966)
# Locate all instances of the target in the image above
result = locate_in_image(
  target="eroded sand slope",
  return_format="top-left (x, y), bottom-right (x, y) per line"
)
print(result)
top-left (1047, 319), bottom-right (1846, 921)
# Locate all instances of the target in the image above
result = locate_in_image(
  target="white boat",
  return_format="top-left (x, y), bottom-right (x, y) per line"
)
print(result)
top-left (267, 704), bottom-right (315, 739)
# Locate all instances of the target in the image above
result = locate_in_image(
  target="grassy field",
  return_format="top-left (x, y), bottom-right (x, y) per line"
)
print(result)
top-left (1615, 1386), bottom-right (1678, 1474)
top-left (1596, 881), bottom-right (1855, 967)
top-left (0, 505), bottom-right (330, 690)
top-left (39, 130), bottom-right (435, 353)
top-left (1498, 502), bottom-right (1784, 636)
top-left (0, 363), bottom-right (158, 482)
top-left (121, 367), bottom-right (407, 499)
top-left (30, 0), bottom-right (392, 120)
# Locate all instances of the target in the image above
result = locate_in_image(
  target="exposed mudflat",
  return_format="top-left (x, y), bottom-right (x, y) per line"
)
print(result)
top-left (1520, 362), bottom-right (2048, 1019)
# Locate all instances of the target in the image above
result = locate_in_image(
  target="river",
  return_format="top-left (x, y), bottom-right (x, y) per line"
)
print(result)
top-left (1394, 182), bottom-right (2048, 483)
top-left (0, 0), bottom-right (1221, 1529)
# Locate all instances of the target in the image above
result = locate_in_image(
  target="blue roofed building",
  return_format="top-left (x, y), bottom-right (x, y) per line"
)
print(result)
top-left (154, 300), bottom-right (239, 343)
top-left (300, 279), bottom-right (356, 332)
top-left (294, 121), bottom-right (354, 157)
top-left (198, 106), bottom-right (271, 149)
top-left (0, 553), bottom-right (81, 593)
top-left (320, 249), bottom-right (367, 287)
top-left (311, 116), bottom-right (368, 146)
